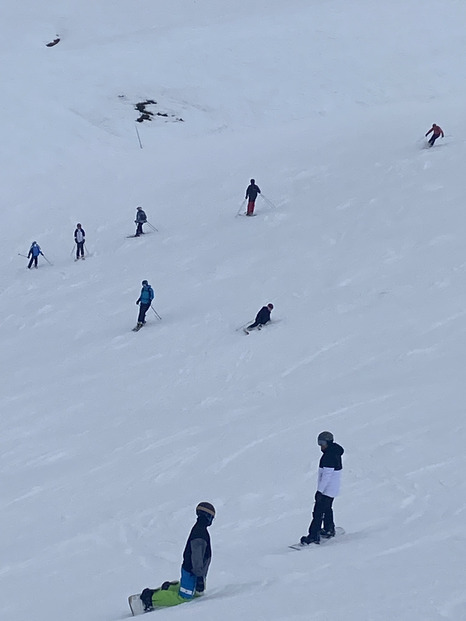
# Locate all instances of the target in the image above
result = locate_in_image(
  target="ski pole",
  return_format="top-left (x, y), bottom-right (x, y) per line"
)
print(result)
top-left (146, 221), bottom-right (159, 232)
top-left (70, 245), bottom-right (75, 257)
top-left (135, 124), bottom-right (143, 149)
top-left (235, 199), bottom-right (246, 217)
top-left (151, 306), bottom-right (162, 320)
top-left (42, 254), bottom-right (53, 266)
top-left (85, 244), bottom-right (90, 256)
top-left (260, 194), bottom-right (278, 209)
top-left (18, 253), bottom-right (28, 258)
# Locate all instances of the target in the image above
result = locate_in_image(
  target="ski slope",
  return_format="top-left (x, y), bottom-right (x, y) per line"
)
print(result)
top-left (1, 1), bottom-right (466, 620)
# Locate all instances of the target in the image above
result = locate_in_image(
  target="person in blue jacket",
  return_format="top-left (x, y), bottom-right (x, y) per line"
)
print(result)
top-left (136, 280), bottom-right (154, 328)
top-left (27, 241), bottom-right (43, 269)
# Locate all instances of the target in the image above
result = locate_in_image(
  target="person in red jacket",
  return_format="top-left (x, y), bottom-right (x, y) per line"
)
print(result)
top-left (425, 123), bottom-right (444, 147)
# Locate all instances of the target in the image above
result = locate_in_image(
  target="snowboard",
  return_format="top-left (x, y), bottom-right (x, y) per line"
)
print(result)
top-left (289, 527), bottom-right (345, 550)
top-left (128, 594), bottom-right (146, 616)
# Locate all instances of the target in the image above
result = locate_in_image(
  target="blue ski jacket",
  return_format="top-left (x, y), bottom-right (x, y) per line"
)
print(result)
top-left (137, 284), bottom-right (154, 305)
top-left (28, 243), bottom-right (42, 258)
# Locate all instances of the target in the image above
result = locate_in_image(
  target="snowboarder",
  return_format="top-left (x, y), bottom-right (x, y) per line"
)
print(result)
top-left (135, 207), bottom-right (147, 236)
top-left (245, 179), bottom-right (261, 216)
top-left (246, 303), bottom-right (273, 331)
top-left (139, 502), bottom-right (215, 611)
top-left (27, 241), bottom-right (43, 269)
top-left (135, 280), bottom-right (154, 329)
top-left (74, 223), bottom-right (86, 260)
top-left (300, 431), bottom-right (344, 545)
top-left (425, 123), bottom-right (444, 147)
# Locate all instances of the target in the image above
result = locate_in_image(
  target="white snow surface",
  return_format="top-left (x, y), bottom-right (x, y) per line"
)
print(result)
top-left (1, 1), bottom-right (466, 619)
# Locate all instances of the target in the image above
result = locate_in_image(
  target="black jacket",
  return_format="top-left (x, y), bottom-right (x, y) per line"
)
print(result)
top-left (182, 516), bottom-right (212, 579)
top-left (255, 306), bottom-right (271, 325)
top-left (135, 210), bottom-right (147, 223)
top-left (245, 183), bottom-right (261, 201)
top-left (319, 442), bottom-right (344, 471)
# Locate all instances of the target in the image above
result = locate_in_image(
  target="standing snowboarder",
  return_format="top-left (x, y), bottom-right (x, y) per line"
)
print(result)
top-left (139, 502), bottom-right (215, 611)
top-left (300, 431), bottom-right (344, 545)
top-left (245, 179), bottom-right (261, 216)
top-left (74, 223), bottom-right (86, 260)
top-left (245, 303), bottom-right (273, 332)
top-left (135, 207), bottom-right (147, 236)
top-left (27, 241), bottom-right (43, 269)
top-left (425, 123), bottom-right (444, 147)
top-left (134, 280), bottom-right (154, 330)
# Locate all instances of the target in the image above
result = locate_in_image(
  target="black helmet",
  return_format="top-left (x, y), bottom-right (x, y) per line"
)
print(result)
top-left (196, 501), bottom-right (215, 523)
top-left (317, 431), bottom-right (334, 446)
top-left (141, 280), bottom-right (148, 285)
top-left (250, 178), bottom-right (255, 184)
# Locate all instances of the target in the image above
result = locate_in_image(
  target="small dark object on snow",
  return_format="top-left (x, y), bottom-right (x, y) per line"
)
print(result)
top-left (46, 37), bottom-right (60, 47)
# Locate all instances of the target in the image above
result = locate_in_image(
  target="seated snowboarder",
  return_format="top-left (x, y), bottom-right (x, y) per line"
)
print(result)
top-left (247, 303), bottom-right (273, 331)
top-left (140, 502), bottom-right (215, 611)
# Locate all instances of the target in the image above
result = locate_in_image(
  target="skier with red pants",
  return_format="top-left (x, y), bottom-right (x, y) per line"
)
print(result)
top-left (245, 179), bottom-right (261, 216)
top-left (425, 123), bottom-right (444, 147)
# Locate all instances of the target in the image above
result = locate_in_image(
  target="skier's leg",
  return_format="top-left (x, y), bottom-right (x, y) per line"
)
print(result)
top-left (28, 257), bottom-right (33, 268)
top-left (246, 200), bottom-right (255, 215)
top-left (247, 321), bottom-right (259, 330)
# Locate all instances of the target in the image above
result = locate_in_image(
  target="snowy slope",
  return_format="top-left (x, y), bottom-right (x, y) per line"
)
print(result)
top-left (1, 1), bottom-right (466, 620)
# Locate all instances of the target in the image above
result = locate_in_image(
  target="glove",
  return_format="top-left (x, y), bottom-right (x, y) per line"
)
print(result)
top-left (315, 491), bottom-right (323, 501)
top-left (136, 300), bottom-right (140, 305)
top-left (195, 577), bottom-right (205, 593)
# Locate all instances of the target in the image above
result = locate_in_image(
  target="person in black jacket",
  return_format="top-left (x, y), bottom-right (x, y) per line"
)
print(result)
top-left (245, 178), bottom-right (261, 216)
top-left (139, 502), bottom-right (215, 611)
top-left (135, 207), bottom-right (147, 236)
top-left (300, 431), bottom-right (344, 545)
top-left (247, 303), bottom-right (273, 331)
top-left (74, 223), bottom-right (86, 260)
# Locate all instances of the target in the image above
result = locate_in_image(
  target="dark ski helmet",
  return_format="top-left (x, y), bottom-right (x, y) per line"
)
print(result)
top-left (137, 206), bottom-right (143, 210)
top-left (267, 303), bottom-right (274, 310)
top-left (317, 431), bottom-right (334, 446)
top-left (76, 223), bottom-right (82, 227)
top-left (196, 501), bottom-right (216, 523)
top-left (142, 280), bottom-right (148, 285)
top-left (250, 178), bottom-right (255, 184)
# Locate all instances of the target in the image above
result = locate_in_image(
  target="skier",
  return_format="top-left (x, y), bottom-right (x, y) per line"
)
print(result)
top-left (425, 123), bottom-right (444, 147)
top-left (27, 241), bottom-right (43, 269)
top-left (245, 179), bottom-right (261, 216)
top-left (139, 502), bottom-right (215, 611)
top-left (135, 206), bottom-right (147, 236)
top-left (74, 223), bottom-right (86, 260)
top-left (300, 431), bottom-right (344, 545)
top-left (135, 280), bottom-right (154, 329)
top-left (246, 303), bottom-right (273, 331)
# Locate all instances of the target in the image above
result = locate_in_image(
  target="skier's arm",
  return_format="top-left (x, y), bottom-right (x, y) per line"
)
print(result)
top-left (425, 128), bottom-right (433, 137)
top-left (190, 538), bottom-right (208, 577)
top-left (317, 467), bottom-right (334, 495)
